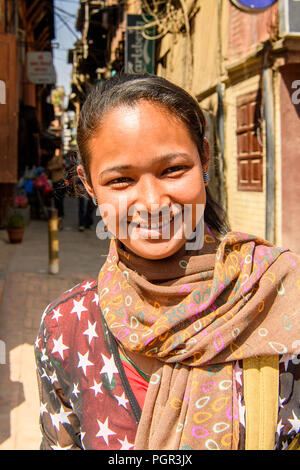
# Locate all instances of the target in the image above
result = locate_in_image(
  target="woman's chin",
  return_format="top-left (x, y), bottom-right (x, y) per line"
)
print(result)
top-left (120, 236), bottom-right (187, 260)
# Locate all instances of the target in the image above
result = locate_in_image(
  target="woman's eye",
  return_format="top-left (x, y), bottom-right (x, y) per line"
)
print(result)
top-left (107, 177), bottom-right (132, 187)
top-left (163, 165), bottom-right (187, 175)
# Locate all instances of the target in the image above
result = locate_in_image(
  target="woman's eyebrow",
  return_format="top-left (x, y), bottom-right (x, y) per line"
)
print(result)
top-left (99, 153), bottom-right (191, 176)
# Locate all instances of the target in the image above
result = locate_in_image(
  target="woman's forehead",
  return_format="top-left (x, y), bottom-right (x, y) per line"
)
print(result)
top-left (88, 102), bottom-right (198, 162)
top-left (99, 100), bottom-right (183, 129)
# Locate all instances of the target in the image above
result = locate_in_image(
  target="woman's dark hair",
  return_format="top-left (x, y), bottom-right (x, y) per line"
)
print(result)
top-left (77, 73), bottom-right (230, 237)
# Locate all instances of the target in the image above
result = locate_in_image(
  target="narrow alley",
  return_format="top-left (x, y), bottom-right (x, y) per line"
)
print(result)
top-left (0, 196), bottom-right (110, 449)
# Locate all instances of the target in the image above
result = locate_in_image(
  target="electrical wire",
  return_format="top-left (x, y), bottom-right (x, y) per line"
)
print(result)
top-left (57, 0), bottom-right (80, 4)
top-left (62, 0), bottom-right (197, 91)
top-left (126, 0), bottom-right (197, 39)
top-left (54, 5), bottom-right (77, 18)
top-left (53, 9), bottom-right (79, 40)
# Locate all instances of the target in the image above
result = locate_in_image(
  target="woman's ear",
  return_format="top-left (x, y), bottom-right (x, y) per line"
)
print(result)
top-left (202, 138), bottom-right (210, 174)
top-left (77, 165), bottom-right (95, 199)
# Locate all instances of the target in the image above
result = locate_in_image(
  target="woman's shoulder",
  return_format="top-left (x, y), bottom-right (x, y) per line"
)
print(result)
top-left (37, 278), bottom-right (100, 346)
top-left (223, 230), bottom-right (300, 266)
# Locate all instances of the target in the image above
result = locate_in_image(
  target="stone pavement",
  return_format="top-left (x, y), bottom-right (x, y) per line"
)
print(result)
top-left (0, 196), bottom-right (110, 450)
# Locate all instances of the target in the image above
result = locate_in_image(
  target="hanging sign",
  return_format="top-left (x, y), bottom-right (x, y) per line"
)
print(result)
top-left (27, 51), bottom-right (56, 84)
top-left (231, 0), bottom-right (277, 12)
top-left (125, 15), bottom-right (155, 74)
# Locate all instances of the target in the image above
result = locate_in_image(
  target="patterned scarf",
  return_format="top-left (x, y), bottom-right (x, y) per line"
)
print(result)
top-left (97, 226), bottom-right (300, 450)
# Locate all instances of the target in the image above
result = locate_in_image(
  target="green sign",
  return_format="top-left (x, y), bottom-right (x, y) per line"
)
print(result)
top-left (125, 15), bottom-right (155, 74)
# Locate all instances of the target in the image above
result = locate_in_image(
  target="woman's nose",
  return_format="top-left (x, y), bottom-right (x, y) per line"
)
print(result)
top-left (134, 175), bottom-right (170, 215)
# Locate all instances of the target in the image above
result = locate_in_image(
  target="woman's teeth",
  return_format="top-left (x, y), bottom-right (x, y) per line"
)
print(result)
top-left (131, 218), bottom-right (173, 229)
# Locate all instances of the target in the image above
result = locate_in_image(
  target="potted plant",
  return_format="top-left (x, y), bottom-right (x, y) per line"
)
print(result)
top-left (6, 211), bottom-right (26, 244)
top-left (13, 192), bottom-right (30, 225)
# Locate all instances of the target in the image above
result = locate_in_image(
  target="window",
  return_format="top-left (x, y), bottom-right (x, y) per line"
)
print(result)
top-left (236, 91), bottom-right (263, 191)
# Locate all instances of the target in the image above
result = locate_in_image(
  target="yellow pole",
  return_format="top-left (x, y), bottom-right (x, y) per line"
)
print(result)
top-left (48, 208), bottom-right (59, 274)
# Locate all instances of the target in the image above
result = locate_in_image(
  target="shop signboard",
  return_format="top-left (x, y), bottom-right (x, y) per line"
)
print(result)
top-left (125, 14), bottom-right (155, 74)
top-left (27, 51), bottom-right (56, 84)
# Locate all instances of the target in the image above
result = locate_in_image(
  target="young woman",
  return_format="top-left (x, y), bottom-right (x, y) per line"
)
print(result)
top-left (35, 74), bottom-right (300, 451)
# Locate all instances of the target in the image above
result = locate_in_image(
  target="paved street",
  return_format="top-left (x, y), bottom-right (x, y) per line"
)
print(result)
top-left (0, 196), bottom-right (110, 449)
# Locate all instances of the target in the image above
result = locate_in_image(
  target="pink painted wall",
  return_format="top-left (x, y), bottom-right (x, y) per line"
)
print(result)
top-left (280, 64), bottom-right (300, 254)
top-left (228, 2), bottom-right (278, 63)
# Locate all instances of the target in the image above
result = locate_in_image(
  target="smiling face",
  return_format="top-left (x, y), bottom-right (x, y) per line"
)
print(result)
top-left (78, 100), bottom-right (209, 260)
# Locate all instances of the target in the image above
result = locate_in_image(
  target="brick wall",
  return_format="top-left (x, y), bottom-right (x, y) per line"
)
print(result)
top-left (228, 2), bottom-right (278, 64)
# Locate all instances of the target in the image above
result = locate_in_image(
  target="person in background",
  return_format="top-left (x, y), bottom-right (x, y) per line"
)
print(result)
top-left (47, 145), bottom-right (66, 230)
top-left (78, 178), bottom-right (95, 231)
top-left (64, 150), bottom-right (96, 231)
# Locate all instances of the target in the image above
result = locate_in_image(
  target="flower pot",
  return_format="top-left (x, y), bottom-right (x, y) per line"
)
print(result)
top-left (7, 227), bottom-right (25, 244)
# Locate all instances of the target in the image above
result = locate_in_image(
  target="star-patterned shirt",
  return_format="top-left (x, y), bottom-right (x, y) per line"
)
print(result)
top-left (35, 279), bottom-right (300, 450)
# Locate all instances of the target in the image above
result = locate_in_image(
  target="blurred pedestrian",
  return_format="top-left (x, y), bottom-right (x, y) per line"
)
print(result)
top-left (47, 146), bottom-right (66, 230)
top-left (78, 179), bottom-right (95, 231)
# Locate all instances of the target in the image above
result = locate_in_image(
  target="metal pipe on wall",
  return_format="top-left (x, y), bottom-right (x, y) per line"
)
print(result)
top-left (216, 82), bottom-right (227, 212)
top-left (263, 44), bottom-right (276, 244)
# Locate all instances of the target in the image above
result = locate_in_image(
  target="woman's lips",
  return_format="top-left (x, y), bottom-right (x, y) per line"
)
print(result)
top-left (127, 212), bottom-right (182, 239)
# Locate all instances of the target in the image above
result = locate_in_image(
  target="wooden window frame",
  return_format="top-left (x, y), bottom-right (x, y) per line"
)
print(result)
top-left (236, 91), bottom-right (263, 192)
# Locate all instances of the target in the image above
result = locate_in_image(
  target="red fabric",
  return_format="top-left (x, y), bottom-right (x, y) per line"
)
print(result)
top-left (120, 358), bottom-right (149, 410)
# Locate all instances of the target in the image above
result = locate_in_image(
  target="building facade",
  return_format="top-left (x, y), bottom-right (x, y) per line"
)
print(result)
top-left (0, 0), bottom-right (55, 227)
top-left (154, 0), bottom-right (300, 252)
top-left (69, 0), bottom-right (300, 252)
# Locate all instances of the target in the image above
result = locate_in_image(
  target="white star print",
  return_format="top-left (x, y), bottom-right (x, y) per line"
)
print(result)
top-left (82, 280), bottom-right (94, 291)
top-left (92, 293), bottom-right (99, 305)
top-left (96, 417), bottom-right (116, 446)
top-left (118, 435), bottom-right (134, 450)
top-left (80, 432), bottom-right (86, 449)
top-left (279, 396), bottom-right (287, 408)
top-left (52, 307), bottom-right (63, 322)
top-left (40, 402), bottom-right (48, 415)
top-left (277, 418), bottom-right (284, 436)
top-left (70, 297), bottom-right (88, 321)
top-left (282, 440), bottom-right (289, 450)
top-left (90, 379), bottom-right (103, 397)
top-left (83, 320), bottom-right (98, 344)
top-left (78, 351), bottom-right (94, 376)
top-left (49, 370), bottom-right (58, 384)
top-left (238, 393), bottom-right (245, 428)
top-left (52, 334), bottom-right (69, 360)
top-left (50, 405), bottom-right (72, 430)
top-left (57, 406), bottom-right (72, 423)
top-left (100, 354), bottom-right (118, 383)
top-left (72, 383), bottom-right (80, 398)
top-left (114, 392), bottom-right (128, 409)
top-left (235, 370), bottom-right (243, 386)
top-left (40, 348), bottom-right (48, 362)
top-left (288, 410), bottom-right (300, 435)
top-left (40, 368), bottom-right (49, 379)
top-left (51, 443), bottom-right (73, 450)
